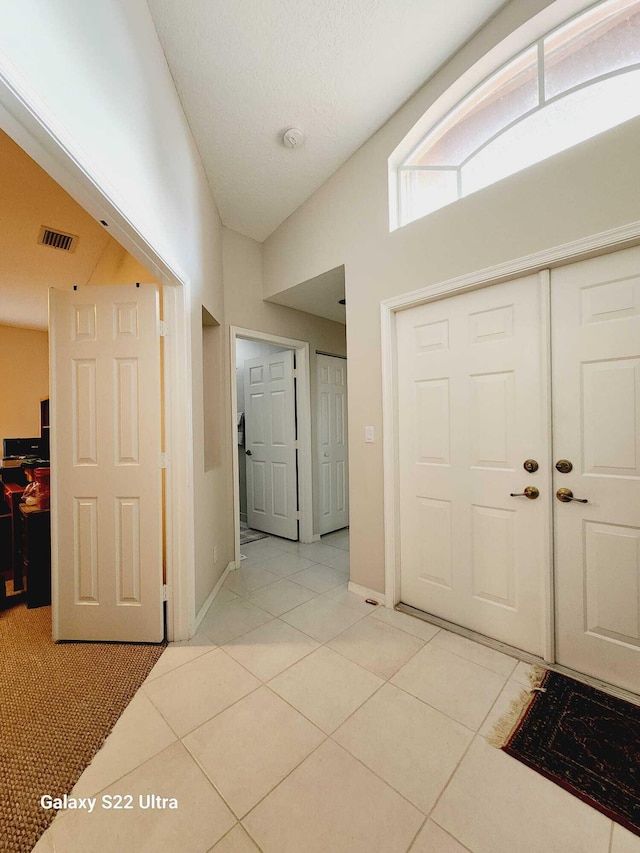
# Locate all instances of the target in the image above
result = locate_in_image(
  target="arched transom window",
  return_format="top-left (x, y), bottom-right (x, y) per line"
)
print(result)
top-left (396, 0), bottom-right (640, 228)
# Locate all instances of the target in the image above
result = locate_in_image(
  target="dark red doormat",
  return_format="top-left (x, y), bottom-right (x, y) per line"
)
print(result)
top-left (491, 669), bottom-right (640, 836)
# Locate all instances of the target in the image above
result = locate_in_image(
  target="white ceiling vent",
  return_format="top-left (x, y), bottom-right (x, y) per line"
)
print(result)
top-left (37, 226), bottom-right (78, 252)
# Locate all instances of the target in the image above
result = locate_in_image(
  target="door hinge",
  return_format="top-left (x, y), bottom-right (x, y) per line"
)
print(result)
top-left (162, 584), bottom-right (169, 601)
top-left (294, 511), bottom-right (301, 520)
top-left (292, 369), bottom-right (298, 378)
top-left (159, 320), bottom-right (168, 337)
top-left (160, 452), bottom-right (168, 469)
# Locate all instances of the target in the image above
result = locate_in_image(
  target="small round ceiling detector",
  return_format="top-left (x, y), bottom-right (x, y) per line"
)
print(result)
top-left (282, 127), bottom-right (304, 149)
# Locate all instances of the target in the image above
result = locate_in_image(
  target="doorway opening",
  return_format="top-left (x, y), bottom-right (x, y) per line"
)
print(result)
top-left (230, 328), bottom-right (314, 566)
top-left (0, 110), bottom-right (192, 643)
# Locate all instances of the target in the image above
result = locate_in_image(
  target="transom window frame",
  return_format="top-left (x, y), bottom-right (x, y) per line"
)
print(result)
top-left (389, 0), bottom-right (640, 231)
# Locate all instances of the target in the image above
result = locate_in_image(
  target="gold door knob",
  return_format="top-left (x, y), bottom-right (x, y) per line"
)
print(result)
top-left (556, 488), bottom-right (588, 504)
top-left (510, 486), bottom-right (539, 500)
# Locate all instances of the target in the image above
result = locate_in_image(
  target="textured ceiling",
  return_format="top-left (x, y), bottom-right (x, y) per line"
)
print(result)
top-left (146, 0), bottom-right (508, 242)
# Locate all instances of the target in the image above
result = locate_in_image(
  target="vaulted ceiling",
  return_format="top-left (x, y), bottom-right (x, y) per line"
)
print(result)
top-left (146, 0), bottom-right (508, 242)
top-left (0, 130), bottom-right (155, 330)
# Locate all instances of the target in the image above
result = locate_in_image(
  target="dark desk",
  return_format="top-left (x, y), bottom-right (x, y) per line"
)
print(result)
top-left (19, 505), bottom-right (51, 608)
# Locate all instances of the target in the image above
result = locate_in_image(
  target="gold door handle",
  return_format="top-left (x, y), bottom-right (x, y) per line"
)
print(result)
top-left (509, 486), bottom-right (539, 500)
top-left (556, 488), bottom-right (588, 504)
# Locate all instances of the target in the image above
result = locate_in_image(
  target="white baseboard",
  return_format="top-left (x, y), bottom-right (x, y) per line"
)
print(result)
top-left (299, 533), bottom-right (320, 544)
top-left (193, 561), bottom-right (237, 633)
top-left (348, 581), bottom-right (386, 606)
top-left (240, 512), bottom-right (247, 524)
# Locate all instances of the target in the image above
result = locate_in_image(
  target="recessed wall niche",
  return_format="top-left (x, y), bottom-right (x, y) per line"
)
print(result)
top-left (202, 305), bottom-right (221, 471)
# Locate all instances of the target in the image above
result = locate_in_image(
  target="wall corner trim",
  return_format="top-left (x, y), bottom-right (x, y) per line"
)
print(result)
top-left (193, 560), bottom-right (236, 635)
top-left (381, 220), bottom-right (640, 313)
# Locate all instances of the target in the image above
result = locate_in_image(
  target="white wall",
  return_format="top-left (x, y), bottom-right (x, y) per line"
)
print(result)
top-left (0, 0), bottom-right (228, 624)
top-left (0, 325), bottom-right (49, 450)
top-left (263, 0), bottom-right (640, 593)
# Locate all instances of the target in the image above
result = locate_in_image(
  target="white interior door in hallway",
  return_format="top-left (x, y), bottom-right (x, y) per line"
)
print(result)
top-left (396, 274), bottom-right (551, 657)
top-left (552, 246), bottom-right (640, 695)
top-left (396, 246), bottom-right (640, 694)
top-left (244, 349), bottom-right (298, 540)
top-left (317, 354), bottom-right (349, 534)
top-left (49, 284), bottom-right (164, 642)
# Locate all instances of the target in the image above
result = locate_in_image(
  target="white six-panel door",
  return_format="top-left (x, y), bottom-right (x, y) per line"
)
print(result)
top-left (552, 246), bottom-right (640, 694)
top-left (396, 275), bottom-right (550, 656)
top-left (244, 349), bottom-right (298, 540)
top-left (317, 354), bottom-right (349, 534)
top-left (49, 284), bottom-right (163, 642)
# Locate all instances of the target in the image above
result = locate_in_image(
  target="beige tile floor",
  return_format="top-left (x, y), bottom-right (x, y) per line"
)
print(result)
top-left (34, 530), bottom-right (640, 853)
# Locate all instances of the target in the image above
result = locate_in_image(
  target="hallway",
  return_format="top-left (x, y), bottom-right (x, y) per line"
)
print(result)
top-left (34, 532), bottom-right (639, 853)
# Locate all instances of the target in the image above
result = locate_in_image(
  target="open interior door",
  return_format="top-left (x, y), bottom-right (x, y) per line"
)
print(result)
top-left (244, 349), bottom-right (298, 540)
top-left (49, 284), bottom-right (164, 642)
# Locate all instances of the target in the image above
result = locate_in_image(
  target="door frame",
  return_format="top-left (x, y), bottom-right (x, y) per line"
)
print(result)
top-left (230, 327), bottom-right (314, 563)
top-left (0, 72), bottom-right (194, 641)
top-left (381, 220), bottom-right (640, 663)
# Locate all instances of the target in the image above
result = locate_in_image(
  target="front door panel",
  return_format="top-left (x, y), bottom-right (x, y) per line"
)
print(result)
top-left (397, 275), bottom-right (550, 656)
top-left (552, 246), bottom-right (640, 694)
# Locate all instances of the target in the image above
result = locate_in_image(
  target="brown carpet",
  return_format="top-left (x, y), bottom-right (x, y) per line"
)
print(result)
top-left (0, 602), bottom-right (166, 853)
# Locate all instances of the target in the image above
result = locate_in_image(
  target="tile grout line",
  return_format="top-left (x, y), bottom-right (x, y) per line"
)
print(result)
top-left (474, 672), bottom-right (521, 737)
top-left (144, 671), bottom-right (264, 739)
top-left (428, 818), bottom-right (476, 853)
top-left (188, 621), bottom-right (448, 834)
top-left (225, 562), bottom-right (348, 599)
top-left (429, 636), bottom-right (520, 679)
top-left (238, 737), bottom-right (331, 832)
top-left (263, 628), bottom-right (463, 821)
top-left (414, 733), bottom-right (481, 849)
top-left (216, 622), bottom-right (321, 683)
top-left (263, 672), bottom-right (382, 738)
top-left (143, 644), bottom-right (216, 684)
top-left (404, 814), bottom-right (430, 853)
top-left (277, 600), bottom-right (369, 644)
top-left (208, 822), bottom-right (265, 853)
top-left (180, 715), bottom-right (307, 828)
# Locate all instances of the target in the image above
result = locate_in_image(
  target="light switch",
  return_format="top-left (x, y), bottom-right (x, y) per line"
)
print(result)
top-left (365, 425), bottom-right (375, 443)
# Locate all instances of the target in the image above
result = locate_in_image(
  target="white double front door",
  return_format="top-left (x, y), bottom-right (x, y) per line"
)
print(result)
top-left (397, 246), bottom-right (640, 694)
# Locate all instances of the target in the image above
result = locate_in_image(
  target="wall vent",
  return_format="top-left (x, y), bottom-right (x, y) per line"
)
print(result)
top-left (38, 226), bottom-right (78, 252)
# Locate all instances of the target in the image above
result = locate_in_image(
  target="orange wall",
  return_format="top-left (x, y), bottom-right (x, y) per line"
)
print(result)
top-left (0, 325), bottom-right (49, 450)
